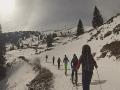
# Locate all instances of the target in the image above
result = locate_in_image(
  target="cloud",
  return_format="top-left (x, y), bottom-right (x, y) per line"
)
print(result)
top-left (1, 0), bottom-right (120, 32)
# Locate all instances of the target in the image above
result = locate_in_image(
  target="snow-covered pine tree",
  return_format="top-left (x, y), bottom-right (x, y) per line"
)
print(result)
top-left (76, 19), bottom-right (84, 36)
top-left (92, 6), bottom-right (104, 29)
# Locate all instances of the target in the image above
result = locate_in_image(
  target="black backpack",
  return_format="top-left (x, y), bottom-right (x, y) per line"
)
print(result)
top-left (81, 55), bottom-right (94, 71)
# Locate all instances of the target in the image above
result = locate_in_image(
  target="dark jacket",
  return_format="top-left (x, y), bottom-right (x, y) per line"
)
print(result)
top-left (79, 54), bottom-right (97, 71)
top-left (57, 58), bottom-right (61, 64)
top-left (71, 56), bottom-right (79, 70)
top-left (63, 57), bottom-right (69, 64)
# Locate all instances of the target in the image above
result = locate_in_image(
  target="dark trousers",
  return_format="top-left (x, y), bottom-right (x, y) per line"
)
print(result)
top-left (58, 63), bottom-right (60, 69)
top-left (53, 60), bottom-right (55, 65)
top-left (71, 69), bottom-right (78, 83)
top-left (82, 71), bottom-right (93, 90)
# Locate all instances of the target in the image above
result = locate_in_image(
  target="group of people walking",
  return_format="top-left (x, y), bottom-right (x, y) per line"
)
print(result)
top-left (45, 44), bottom-right (98, 90)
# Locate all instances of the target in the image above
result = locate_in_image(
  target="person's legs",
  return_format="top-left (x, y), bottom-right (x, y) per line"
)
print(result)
top-left (71, 69), bottom-right (74, 83)
top-left (58, 63), bottom-right (60, 70)
top-left (59, 62), bottom-right (60, 69)
top-left (86, 71), bottom-right (90, 90)
top-left (83, 71), bottom-right (93, 90)
top-left (82, 71), bottom-right (90, 90)
top-left (87, 71), bottom-right (93, 90)
top-left (82, 71), bottom-right (86, 90)
top-left (65, 64), bottom-right (67, 75)
top-left (53, 60), bottom-right (54, 65)
top-left (75, 69), bottom-right (78, 85)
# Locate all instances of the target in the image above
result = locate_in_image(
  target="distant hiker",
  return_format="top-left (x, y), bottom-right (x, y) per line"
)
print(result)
top-left (78, 45), bottom-right (98, 90)
top-left (57, 57), bottom-right (61, 70)
top-left (63, 55), bottom-right (69, 76)
top-left (71, 54), bottom-right (79, 85)
top-left (46, 54), bottom-right (48, 62)
top-left (53, 56), bottom-right (55, 65)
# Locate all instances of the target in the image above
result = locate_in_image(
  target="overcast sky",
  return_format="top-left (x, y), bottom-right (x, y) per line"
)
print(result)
top-left (1, 0), bottom-right (120, 32)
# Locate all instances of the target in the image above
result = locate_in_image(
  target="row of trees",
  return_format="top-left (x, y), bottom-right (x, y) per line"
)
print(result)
top-left (76, 6), bottom-right (104, 36)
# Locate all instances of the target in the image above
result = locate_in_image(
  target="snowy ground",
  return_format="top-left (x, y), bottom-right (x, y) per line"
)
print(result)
top-left (1, 14), bottom-right (120, 90)
top-left (0, 49), bottom-right (37, 90)
top-left (3, 37), bottom-right (120, 90)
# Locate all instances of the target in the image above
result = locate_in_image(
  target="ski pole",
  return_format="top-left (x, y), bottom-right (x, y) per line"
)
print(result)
top-left (96, 69), bottom-right (102, 90)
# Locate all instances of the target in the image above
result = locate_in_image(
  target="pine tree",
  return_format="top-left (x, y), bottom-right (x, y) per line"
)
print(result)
top-left (92, 6), bottom-right (104, 28)
top-left (46, 34), bottom-right (53, 47)
top-left (0, 25), bottom-right (6, 79)
top-left (76, 19), bottom-right (84, 36)
top-left (52, 33), bottom-right (57, 38)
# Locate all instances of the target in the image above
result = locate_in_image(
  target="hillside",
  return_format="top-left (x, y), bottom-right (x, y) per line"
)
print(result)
top-left (1, 14), bottom-right (120, 90)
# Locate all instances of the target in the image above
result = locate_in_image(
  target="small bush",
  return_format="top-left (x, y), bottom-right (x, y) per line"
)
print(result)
top-left (104, 31), bottom-right (112, 38)
top-left (99, 52), bottom-right (107, 58)
top-left (27, 58), bottom-right (54, 90)
top-left (100, 41), bottom-right (120, 57)
top-left (18, 56), bottom-right (29, 63)
top-left (27, 68), bottom-right (54, 90)
top-left (88, 30), bottom-right (101, 42)
top-left (113, 24), bottom-right (120, 34)
top-left (52, 33), bottom-right (57, 38)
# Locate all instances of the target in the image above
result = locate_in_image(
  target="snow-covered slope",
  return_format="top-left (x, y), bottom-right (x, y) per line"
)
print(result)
top-left (34, 15), bottom-right (120, 90)
top-left (1, 14), bottom-right (120, 90)
top-left (0, 49), bottom-right (36, 90)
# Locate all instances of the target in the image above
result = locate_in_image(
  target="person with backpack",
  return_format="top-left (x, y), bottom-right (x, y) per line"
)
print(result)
top-left (63, 55), bottom-right (69, 76)
top-left (45, 54), bottom-right (48, 62)
top-left (57, 57), bottom-right (61, 70)
top-left (78, 45), bottom-right (98, 90)
top-left (71, 54), bottom-right (79, 85)
top-left (53, 56), bottom-right (55, 65)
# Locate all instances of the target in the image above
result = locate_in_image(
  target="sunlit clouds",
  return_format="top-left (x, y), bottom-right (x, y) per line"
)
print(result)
top-left (0, 0), bottom-right (120, 32)
top-left (0, 0), bottom-right (16, 18)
